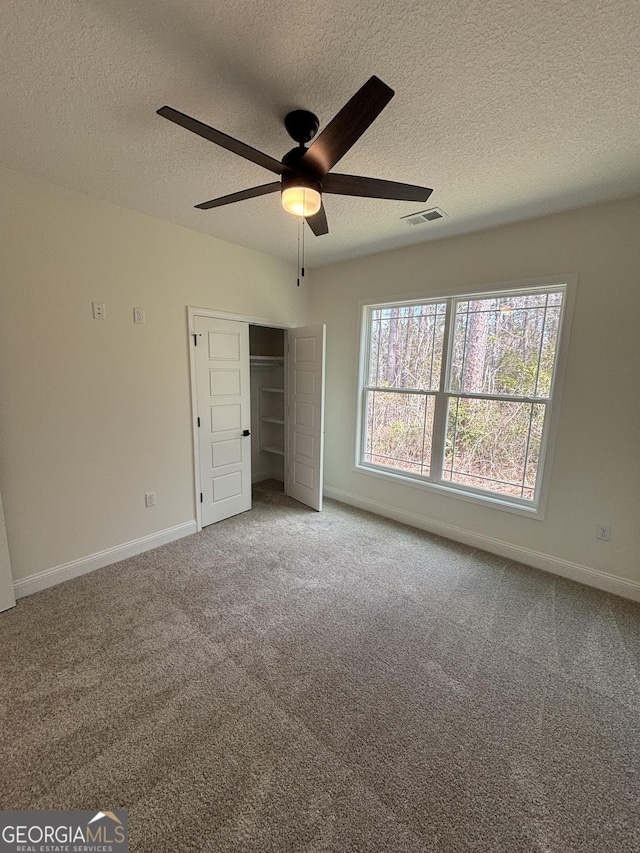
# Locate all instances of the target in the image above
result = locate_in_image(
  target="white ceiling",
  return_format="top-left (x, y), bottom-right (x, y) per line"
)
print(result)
top-left (2, 0), bottom-right (639, 267)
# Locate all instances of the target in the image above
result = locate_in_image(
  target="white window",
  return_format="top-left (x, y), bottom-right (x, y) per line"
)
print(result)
top-left (357, 277), bottom-right (575, 515)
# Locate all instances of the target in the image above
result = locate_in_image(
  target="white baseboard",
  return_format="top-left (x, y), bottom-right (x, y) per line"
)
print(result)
top-left (13, 520), bottom-right (197, 600)
top-left (324, 486), bottom-right (640, 603)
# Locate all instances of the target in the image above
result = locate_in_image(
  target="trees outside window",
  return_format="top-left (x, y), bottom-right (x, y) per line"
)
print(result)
top-left (358, 279), bottom-right (573, 514)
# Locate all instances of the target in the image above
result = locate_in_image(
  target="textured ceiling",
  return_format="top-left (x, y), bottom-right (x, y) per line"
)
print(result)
top-left (2, 0), bottom-right (639, 267)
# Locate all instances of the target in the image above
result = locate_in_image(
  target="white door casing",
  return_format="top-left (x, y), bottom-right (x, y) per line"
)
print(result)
top-left (194, 315), bottom-right (252, 526)
top-left (286, 324), bottom-right (326, 512)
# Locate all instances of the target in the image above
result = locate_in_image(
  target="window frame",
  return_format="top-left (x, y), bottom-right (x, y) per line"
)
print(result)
top-left (355, 274), bottom-right (577, 519)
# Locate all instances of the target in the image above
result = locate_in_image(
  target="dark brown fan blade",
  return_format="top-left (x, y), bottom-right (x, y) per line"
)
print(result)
top-left (195, 182), bottom-right (281, 210)
top-left (157, 106), bottom-right (286, 175)
top-left (300, 76), bottom-right (394, 178)
top-left (323, 173), bottom-right (432, 203)
top-left (306, 203), bottom-right (329, 236)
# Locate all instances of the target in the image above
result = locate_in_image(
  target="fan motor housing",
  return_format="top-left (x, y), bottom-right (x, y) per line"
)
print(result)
top-left (281, 141), bottom-right (326, 184)
top-left (284, 110), bottom-right (319, 145)
top-left (280, 173), bottom-right (322, 195)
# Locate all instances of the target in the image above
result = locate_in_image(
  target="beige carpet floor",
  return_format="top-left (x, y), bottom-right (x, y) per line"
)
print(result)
top-left (0, 480), bottom-right (639, 852)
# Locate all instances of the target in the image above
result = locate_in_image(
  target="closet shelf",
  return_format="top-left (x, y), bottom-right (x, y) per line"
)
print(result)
top-left (261, 387), bottom-right (285, 394)
top-left (261, 417), bottom-right (285, 425)
top-left (250, 356), bottom-right (284, 366)
top-left (261, 446), bottom-right (285, 456)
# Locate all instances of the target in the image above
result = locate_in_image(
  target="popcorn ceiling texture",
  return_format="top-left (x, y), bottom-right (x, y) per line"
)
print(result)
top-left (1, 0), bottom-right (639, 265)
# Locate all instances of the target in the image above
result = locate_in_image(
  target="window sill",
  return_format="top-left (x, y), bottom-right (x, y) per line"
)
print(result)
top-left (354, 461), bottom-right (545, 520)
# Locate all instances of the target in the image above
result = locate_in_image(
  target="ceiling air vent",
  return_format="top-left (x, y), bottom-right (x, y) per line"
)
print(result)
top-left (402, 207), bottom-right (447, 226)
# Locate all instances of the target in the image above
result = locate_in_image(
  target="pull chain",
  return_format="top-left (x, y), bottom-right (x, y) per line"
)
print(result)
top-left (296, 217), bottom-right (301, 286)
top-left (295, 190), bottom-right (307, 287)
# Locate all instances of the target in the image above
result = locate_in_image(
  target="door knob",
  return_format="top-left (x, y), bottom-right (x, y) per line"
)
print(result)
top-left (242, 429), bottom-right (251, 437)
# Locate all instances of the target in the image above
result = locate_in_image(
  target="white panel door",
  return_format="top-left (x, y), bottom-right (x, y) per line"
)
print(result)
top-left (194, 316), bottom-right (252, 526)
top-left (286, 324), bottom-right (326, 511)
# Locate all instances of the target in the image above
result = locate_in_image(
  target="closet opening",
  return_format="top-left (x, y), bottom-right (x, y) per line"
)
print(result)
top-left (249, 325), bottom-right (286, 494)
top-left (188, 306), bottom-right (325, 528)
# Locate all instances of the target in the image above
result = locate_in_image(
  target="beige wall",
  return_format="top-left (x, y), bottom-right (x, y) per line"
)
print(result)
top-left (309, 197), bottom-right (640, 593)
top-left (0, 167), bottom-right (310, 582)
top-left (2, 166), bottom-right (638, 599)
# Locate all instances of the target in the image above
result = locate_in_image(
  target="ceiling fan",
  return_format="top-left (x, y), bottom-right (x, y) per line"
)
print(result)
top-left (157, 76), bottom-right (432, 236)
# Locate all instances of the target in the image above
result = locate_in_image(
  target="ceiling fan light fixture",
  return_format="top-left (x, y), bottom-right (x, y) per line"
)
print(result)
top-left (281, 186), bottom-right (322, 217)
top-left (159, 76), bottom-right (431, 239)
top-left (281, 176), bottom-right (322, 217)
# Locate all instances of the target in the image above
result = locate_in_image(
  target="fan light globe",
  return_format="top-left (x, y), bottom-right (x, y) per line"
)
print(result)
top-left (281, 186), bottom-right (322, 217)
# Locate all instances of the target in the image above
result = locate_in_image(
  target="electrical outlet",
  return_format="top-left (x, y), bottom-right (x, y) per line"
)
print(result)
top-left (133, 307), bottom-right (145, 324)
top-left (145, 492), bottom-right (156, 508)
top-left (92, 301), bottom-right (106, 320)
top-left (596, 525), bottom-right (612, 542)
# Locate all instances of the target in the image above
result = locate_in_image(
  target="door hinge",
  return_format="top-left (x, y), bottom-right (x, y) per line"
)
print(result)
top-left (192, 333), bottom-right (201, 346)
top-left (200, 492), bottom-right (203, 503)
top-left (197, 416), bottom-right (201, 427)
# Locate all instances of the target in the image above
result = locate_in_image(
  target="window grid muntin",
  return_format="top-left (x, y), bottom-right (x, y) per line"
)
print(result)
top-left (363, 388), bottom-right (436, 477)
top-left (360, 284), bottom-right (567, 509)
top-left (366, 301), bottom-right (446, 392)
top-left (448, 290), bottom-right (564, 398)
top-left (532, 295), bottom-right (550, 398)
top-left (443, 397), bottom-right (547, 501)
top-left (362, 298), bottom-right (446, 482)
